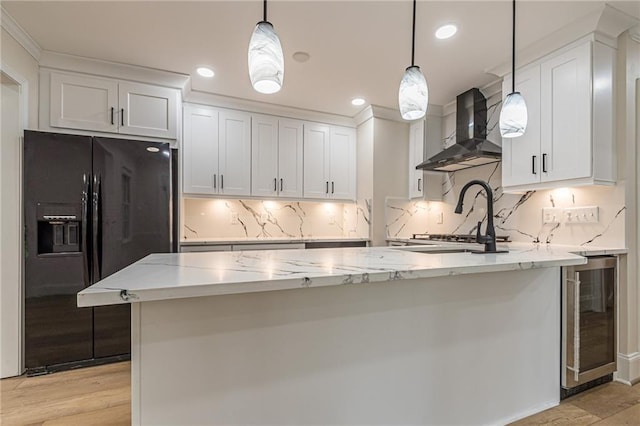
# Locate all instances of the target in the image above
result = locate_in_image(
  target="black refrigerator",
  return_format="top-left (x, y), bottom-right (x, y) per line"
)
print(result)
top-left (24, 130), bottom-right (178, 374)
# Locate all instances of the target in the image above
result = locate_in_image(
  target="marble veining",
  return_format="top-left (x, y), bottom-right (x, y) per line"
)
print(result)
top-left (387, 162), bottom-right (625, 247)
top-left (183, 198), bottom-right (370, 241)
top-left (77, 245), bottom-right (586, 307)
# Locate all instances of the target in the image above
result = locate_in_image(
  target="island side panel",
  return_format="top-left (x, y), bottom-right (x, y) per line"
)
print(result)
top-left (133, 268), bottom-right (560, 425)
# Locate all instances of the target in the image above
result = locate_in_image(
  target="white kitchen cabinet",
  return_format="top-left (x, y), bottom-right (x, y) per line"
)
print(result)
top-left (182, 104), bottom-right (251, 196)
top-left (303, 123), bottom-right (356, 200)
top-left (251, 116), bottom-right (303, 198)
top-left (218, 109), bottom-right (252, 196)
top-left (49, 71), bottom-right (179, 139)
top-left (118, 82), bottom-right (179, 139)
top-left (501, 37), bottom-right (615, 191)
top-left (408, 117), bottom-right (443, 201)
top-left (328, 126), bottom-right (356, 200)
top-left (182, 105), bottom-right (219, 195)
top-left (409, 120), bottom-right (425, 198)
top-left (501, 65), bottom-right (542, 187)
top-left (50, 72), bottom-right (118, 133)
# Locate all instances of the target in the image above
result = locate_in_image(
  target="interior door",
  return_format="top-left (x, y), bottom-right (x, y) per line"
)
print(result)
top-left (92, 137), bottom-right (171, 358)
top-left (24, 131), bottom-right (93, 369)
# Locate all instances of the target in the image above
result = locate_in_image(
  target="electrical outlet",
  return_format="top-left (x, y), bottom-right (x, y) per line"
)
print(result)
top-left (564, 206), bottom-right (599, 223)
top-left (329, 215), bottom-right (335, 225)
top-left (542, 207), bottom-right (562, 224)
top-left (230, 212), bottom-right (239, 225)
top-left (436, 212), bottom-right (444, 224)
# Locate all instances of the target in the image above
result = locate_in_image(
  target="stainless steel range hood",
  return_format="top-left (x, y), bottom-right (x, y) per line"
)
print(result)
top-left (416, 88), bottom-right (501, 172)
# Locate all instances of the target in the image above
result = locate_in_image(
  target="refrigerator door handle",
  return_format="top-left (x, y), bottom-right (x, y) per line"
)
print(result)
top-left (92, 174), bottom-right (102, 282)
top-left (82, 173), bottom-right (90, 287)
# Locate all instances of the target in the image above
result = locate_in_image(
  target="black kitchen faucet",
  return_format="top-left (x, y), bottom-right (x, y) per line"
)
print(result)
top-left (454, 179), bottom-right (508, 254)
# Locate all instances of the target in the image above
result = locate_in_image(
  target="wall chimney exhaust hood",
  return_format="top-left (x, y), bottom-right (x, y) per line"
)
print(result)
top-left (416, 88), bottom-right (501, 172)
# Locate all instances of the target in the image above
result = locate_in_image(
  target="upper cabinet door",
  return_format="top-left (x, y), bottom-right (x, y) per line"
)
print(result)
top-left (50, 72), bottom-right (118, 133)
top-left (409, 120), bottom-right (425, 199)
top-left (540, 42), bottom-right (591, 182)
top-left (501, 65), bottom-right (542, 187)
top-left (219, 110), bottom-right (252, 196)
top-left (303, 123), bottom-right (331, 198)
top-left (118, 82), bottom-right (179, 139)
top-left (277, 119), bottom-right (303, 198)
top-left (251, 115), bottom-right (279, 197)
top-left (182, 105), bottom-right (219, 195)
top-left (329, 126), bottom-right (356, 200)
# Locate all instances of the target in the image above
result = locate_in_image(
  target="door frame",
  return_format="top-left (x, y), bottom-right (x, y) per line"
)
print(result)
top-left (0, 64), bottom-right (29, 378)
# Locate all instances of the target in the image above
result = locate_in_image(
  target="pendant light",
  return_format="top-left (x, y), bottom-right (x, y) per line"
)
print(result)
top-left (499, 0), bottom-right (528, 138)
top-left (398, 0), bottom-right (428, 121)
top-left (248, 0), bottom-right (284, 94)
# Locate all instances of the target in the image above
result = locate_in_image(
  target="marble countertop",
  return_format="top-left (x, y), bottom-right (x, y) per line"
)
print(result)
top-left (181, 237), bottom-right (370, 245)
top-left (386, 238), bottom-right (628, 256)
top-left (77, 244), bottom-right (586, 307)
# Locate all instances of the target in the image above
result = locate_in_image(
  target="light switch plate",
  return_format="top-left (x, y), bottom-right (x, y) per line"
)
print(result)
top-left (542, 208), bottom-right (562, 224)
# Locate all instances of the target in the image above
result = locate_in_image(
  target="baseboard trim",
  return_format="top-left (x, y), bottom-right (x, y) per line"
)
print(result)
top-left (615, 352), bottom-right (640, 385)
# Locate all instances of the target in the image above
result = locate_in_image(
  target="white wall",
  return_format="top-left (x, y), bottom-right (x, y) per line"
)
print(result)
top-left (1, 26), bottom-right (39, 378)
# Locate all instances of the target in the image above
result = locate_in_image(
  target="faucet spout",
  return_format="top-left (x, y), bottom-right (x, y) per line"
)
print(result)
top-left (454, 179), bottom-right (505, 253)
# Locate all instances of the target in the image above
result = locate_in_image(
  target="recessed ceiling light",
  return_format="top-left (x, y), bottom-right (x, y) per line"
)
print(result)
top-left (435, 24), bottom-right (457, 40)
top-left (351, 98), bottom-right (366, 106)
top-left (292, 51), bottom-right (310, 63)
top-left (196, 67), bottom-right (215, 78)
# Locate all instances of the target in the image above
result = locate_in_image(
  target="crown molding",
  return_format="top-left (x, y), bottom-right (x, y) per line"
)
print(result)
top-left (487, 4), bottom-right (639, 78)
top-left (39, 50), bottom-right (190, 90)
top-left (185, 90), bottom-right (357, 128)
top-left (630, 24), bottom-right (640, 44)
top-left (1, 6), bottom-right (41, 61)
top-left (353, 104), bottom-right (443, 126)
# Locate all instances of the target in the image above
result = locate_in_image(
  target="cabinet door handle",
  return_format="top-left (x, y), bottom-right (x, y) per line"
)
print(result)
top-left (221, 174), bottom-right (224, 190)
top-left (274, 178), bottom-right (277, 191)
top-left (280, 178), bottom-right (283, 192)
top-left (418, 178), bottom-right (422, 192)
top-left (120, 108), bottom-right (124, 126)
top-left (110, 107), bottom-right (114, 125)
top-left (325, 181), bottom-right (329, 194)
top-left (331, 181), bottom-right (335, 194)
top-left (532, 155), bottom-right (537, 175)
top-left (542, 153), bottom-right (548, 173)
top-left (213, 174), bottom-right (216, 189)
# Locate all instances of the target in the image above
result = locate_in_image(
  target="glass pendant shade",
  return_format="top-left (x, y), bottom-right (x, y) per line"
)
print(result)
top-left (499, 91), bottom-right (528, 138)
top-left (248, 21), bottom-right (284, 94)
top-left (398, 66), bottom-right (428, 120)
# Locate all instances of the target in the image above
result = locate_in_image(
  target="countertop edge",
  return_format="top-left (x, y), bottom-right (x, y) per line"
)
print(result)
top-left (180, 238), bottom-right (371, 245)
top-left (77, 254), bottom-right (586, 307)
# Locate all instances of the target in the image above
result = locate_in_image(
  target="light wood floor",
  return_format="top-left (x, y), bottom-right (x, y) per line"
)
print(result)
top-left (1, 361), bottom-right (639, 425)
top-left (1, 362), bottom-right (130, 426)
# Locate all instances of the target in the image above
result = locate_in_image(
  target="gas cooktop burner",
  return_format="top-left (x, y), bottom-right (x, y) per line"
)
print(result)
top-left (412, 233), bottom-right (511, 243)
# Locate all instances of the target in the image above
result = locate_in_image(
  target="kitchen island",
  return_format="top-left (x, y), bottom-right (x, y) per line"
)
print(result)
top-left (78, 245), bottom-right (586, 425)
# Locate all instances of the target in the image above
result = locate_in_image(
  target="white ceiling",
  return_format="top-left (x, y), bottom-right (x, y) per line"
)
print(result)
top-left (3, 1), bottom-right (639, 117)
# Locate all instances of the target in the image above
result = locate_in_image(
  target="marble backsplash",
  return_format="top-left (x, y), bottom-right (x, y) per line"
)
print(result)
top-left (182, 198), bottom-right (371, 240)
top-left (386, 162), bottom-right (626, 247)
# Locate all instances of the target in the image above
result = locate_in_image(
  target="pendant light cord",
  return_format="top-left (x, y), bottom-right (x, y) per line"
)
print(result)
top-left (264, 0), bottom-right (267, 22)
top-left (411, 0), bottom-right (416, 66)
top-left (511, 0), bottom-right (516, 93)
